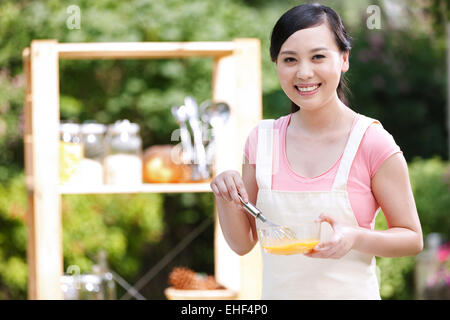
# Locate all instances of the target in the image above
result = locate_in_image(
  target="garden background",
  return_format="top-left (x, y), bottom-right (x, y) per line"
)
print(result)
top-left (0, 0), bottom-right (449, 299)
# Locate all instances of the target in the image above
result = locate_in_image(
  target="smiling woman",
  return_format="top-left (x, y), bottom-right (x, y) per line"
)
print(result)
top-left (270, 4), bottom-right (352, 113)
top-left (275, 23), bottom-right (348, 114)
top-left (210, 3), bottom-right (423, 300)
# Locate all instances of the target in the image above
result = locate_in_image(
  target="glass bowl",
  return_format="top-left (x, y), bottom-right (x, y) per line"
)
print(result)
top-left (257, 222), bottom-right (321, 255)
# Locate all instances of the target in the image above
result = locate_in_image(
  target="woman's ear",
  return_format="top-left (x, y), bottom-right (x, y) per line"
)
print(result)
top-left (341, 51), bottom-right (349, 73)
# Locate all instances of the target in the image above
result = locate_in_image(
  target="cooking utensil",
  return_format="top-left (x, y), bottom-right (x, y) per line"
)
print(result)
top-left (237, 194), bottom-right (296, 240)
top-left (171, 104), bottom-right (194, 164)
top-left (201, 101), bottom-right (230, 130)
top-left (184, 96), bottom-right (209, 180)
top-left (199, 100), bottom-right (213, 143)
top-left (200, 101), bottom-right (230, 166)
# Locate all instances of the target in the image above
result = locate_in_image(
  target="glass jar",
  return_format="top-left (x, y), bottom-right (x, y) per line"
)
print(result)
top-left (104, 120), bottom-right (143, 185)
top-left (81, 122), bottom-right (107, 161)
top-left (79, 122), bottom-right (106, 185)
top-left (61, 274), bottom-right (103, 300)
top-left (59, 122), bottom-right (83, 184)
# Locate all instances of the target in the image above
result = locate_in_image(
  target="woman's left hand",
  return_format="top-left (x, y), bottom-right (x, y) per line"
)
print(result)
top-left (304, 213), bottom-right (359, 259)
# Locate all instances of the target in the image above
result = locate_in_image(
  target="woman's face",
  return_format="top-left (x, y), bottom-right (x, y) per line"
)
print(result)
top-left (276, 22), bottom-right (349, 111)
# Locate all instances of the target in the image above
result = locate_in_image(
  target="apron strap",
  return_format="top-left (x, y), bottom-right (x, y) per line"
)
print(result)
top-left (256, 119), bottom-right (275, 191)
top-left (332, 114), bottom-right (382, 192)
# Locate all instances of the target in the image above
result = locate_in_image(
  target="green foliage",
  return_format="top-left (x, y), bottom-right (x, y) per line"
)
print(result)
top-left (0, 69), bottom-right (24, 183)
top-left (375, 213), bottom-right (416, 300)
top-left (0, 173), bottom-right (165, 299)
top-left (0, 175), bottom-right (28, 299)
top-left (376, 253), bottom-right (416, 300)
top-left (348, 27), bottom-right (447, 161)
top-left (62, 193), bottom-right (165, 277)
top-left (375, 157), bottom-right (450, 300)
top-left (408, 156), bottom-right (450, 235)
top-left (425, 0), bottom-right (450, 37)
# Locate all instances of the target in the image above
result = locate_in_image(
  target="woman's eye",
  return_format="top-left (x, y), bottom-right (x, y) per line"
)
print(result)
top-left (283, 55), bottom-right (323, 63)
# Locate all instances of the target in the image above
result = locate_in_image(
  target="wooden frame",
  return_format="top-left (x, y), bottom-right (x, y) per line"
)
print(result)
top-left (22, 39), bottom-right (262, 300)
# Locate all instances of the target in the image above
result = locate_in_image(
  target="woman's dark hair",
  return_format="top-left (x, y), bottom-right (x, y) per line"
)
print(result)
top-left (270, 3), bottom-right (352, 113)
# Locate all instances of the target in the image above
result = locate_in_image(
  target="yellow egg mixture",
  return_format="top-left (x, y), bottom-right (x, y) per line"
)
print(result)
top-left (262, 239), bottom-right (320, 255)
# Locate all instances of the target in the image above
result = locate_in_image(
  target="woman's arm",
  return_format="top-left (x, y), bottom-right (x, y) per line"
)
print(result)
top-left (241, 160), bottom-right (259, 246)
top-left (211, 157), bottom-right (258, 256)
top-left (354, 152), bottom-right (423, 257)
top-left (306, 153), bottom-right (423, 259)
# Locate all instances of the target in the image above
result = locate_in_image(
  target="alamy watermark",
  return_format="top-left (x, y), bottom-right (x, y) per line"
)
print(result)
top-left (366, 5), bottom-right (381, 30)
top-left (64, 5), bottom-right (381, 32)
top-left (66, 264), bottom-right (81, 289)
top-left (66, 5), bottom-right (81, 30)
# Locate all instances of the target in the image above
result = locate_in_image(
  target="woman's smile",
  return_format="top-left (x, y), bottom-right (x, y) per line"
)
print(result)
top-left (295, 83), bottom-right (322, 96)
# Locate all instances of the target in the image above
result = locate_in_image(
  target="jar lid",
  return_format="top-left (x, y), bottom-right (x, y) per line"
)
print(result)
top-left (60, 122), bottom-right (80, 134)
top-left (81, 122), bottom-right (107, 134)
top-left (108, 119), bottom-right (140, 134)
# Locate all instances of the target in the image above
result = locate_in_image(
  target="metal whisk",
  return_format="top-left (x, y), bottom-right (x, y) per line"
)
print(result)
top-left (237, 194), bottom-right (296, 240)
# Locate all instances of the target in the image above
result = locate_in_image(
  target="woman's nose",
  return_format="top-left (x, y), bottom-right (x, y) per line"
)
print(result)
top-left (296, 63), bottom-right (314, 79)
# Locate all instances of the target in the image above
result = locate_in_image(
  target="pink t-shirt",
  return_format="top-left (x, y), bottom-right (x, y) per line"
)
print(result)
top-left (244, 113), bottom-right (402, 230)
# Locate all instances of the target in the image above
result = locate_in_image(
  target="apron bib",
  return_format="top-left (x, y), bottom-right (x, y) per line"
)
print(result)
top-left (255, 114), bottom-right (381, 300)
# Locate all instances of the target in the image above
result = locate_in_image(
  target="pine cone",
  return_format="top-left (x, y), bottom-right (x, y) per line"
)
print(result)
top-left (202, 275), bottom-right (225, 290)
top-left (194, 274), bottom-right (224, 290)
top-left (168, 267), bottom-right (197, 289)
top-left (168, 267), bottom-right (226, 290)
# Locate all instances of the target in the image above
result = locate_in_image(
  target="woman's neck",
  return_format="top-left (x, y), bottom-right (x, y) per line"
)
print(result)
top-left (290, 99), bottom-right (353, 137)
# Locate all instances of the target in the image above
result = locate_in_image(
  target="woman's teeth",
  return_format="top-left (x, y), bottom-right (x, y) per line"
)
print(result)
top-left (296, 84), bottom-right (320, 92)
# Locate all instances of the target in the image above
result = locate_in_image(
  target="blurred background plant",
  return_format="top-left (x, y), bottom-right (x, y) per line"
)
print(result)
top-left (0, 0), bottom-right (448, 299)
top-left (375, 156), bottom-right (450, 299)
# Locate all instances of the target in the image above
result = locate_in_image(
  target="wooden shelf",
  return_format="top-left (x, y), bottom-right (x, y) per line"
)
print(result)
top-left (23, 38), bottom-right (262, 300)
top-left (58, 182), bottom-right (212, 194)
top-left (57, 42), bottom-right (235, 59)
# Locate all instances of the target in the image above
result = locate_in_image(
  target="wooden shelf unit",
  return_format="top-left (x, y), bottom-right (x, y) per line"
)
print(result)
top-left (58, 182), bottom-right (212, 195)
top-left (22, 39), bottom-right (263, 300)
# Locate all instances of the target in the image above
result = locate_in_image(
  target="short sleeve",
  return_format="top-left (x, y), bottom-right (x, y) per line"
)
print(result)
top-left (364, 123), bottom-right (403, 178)
top-left (244, 125), bottom-right (258, 167)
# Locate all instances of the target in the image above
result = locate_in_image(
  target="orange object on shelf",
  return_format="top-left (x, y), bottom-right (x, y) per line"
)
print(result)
top-left (143, 145), bottom-right (191, 183)
top-left (262, 239), bottom-right (320, 255)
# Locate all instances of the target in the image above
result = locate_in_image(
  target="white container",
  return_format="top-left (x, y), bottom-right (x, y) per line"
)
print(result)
top-left (78, 122), bottom-right (107, 185)
top-left (104, 120), bottom-right (143, 185)
top-left (81, 122), bottom-right (107, 160)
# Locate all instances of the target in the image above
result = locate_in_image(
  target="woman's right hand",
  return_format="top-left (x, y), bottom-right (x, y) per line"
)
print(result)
top-left (210, 170), bottom-right (249, 206)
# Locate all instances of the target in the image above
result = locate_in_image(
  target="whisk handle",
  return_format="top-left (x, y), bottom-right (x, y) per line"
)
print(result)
top-left (238, 195), bottom-right (267, 223)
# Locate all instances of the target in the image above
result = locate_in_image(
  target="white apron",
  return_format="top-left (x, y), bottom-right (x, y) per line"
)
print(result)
top-left (255, 113), bottom-right (381, 300)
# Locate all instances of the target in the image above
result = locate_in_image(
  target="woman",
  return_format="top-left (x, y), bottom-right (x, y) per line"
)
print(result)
top-left (210, 3), bottom-right (423, 299)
